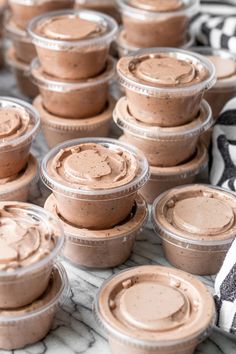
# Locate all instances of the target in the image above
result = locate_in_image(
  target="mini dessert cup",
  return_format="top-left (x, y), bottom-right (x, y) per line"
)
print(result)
top-left (0, 201), bottom-right (64, 308)
top-left (0, 263), bottom-right (69, 350)
top-left (117, 48), bottom-right (216, 126)
top-left (4, 14), bottom-right (36, 63)
top-left (75, 0), bottom-right (121, 22)
top-left (140, 142), bottom-right (208, 204)
top-left (117, 0), bottom-right (199, 47)
top-left (115, 97), bottom-right (212, 167)
top-left (191, 47), bottom-right (236, 119)
top-left (34, 95), bottom-right (115, 148)
top-left (152, 184), bottom-right (236, 275)
top-left (28, 9), bottom-right (118, 80)
top-left (0, 153), bottom-right (38, 202)
top-left (9, 0), bottom-right (74, 30)
top-left (41, 138), bottom-right (149, 230)
top-left (45, 193), bottom-right (147, 268)
top-left (5, 47), bottom-right (39, 98)
top-left (94, 265), bottom-right (216, 354)
top-left (0, 95), bottom-right (40, 178)
top-left (31, 56), bottom-right (115, 118)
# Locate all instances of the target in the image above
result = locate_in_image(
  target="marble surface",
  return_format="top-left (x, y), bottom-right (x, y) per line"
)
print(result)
top-left (1, 67), bottom-right (236, 354)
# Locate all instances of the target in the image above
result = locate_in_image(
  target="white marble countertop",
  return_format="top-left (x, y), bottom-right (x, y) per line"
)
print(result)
top-left (1, 68), bottom-right (236, 354)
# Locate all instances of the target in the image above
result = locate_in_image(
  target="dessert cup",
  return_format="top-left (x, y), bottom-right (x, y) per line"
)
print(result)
top-left (94, 265), bottom-right (216, 354)
top-left (117, 0), bottom-right (199, 47)
top-left (117, 48), bottom-right (216, 126)
top-left (152, 184), bottom-right (236, 275)
top-left (45, 193), bottom-right (147, 268)
top-left (140, 142), bottom-right (208, 204)
top-left (0, 95), bottom-right (40, 178)
top-left (0, 201), bottom-right (64, 308)
top-left (74, 0), bottom-right (121, 22)
top-left (41, 138), bottom-right (149, 230)
top-left (0, 263), bottom-right (69, 350)
top-left (31, 56), bottom-right (115, 118)
top-left (116, 97), bottom-right (212, 167)
top-left (28, 9), bottom-right (118, 80)
top-left (0, 153), bottom-right (38, 201)
top-left (34, 95), bottom-right (115, 148)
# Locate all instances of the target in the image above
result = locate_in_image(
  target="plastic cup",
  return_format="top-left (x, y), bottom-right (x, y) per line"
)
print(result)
top-left (74, 0), bottom-right (121, 22)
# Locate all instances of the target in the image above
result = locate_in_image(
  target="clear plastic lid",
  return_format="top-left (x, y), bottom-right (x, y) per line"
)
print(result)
top-left (114, 97), bottom-right (213, 140)
top-left (152, 184), bottom-right (236, 247)
top-left (41, 137), bottom-right (149, 200)
top-left (9, 0), bottom-right (74, 5)
top-left (28, 9), bottom-right (118, 50)
top-left (31, 56), bottom-right (116, 92)
top-left (4, 13), bottom-right (31, 42)
top-left (117, 47), bottom-right (216, 96)
top-left (94, 264), bottom-right (215, 349)
top-left (76, 0), bottom-right (116, 4)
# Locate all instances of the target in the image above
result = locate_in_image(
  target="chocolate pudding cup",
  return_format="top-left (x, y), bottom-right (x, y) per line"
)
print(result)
top-left (140, 142), bottom-right (208, 204)
top-left (75, 0), bottom-right (121, 23)
top-left (117, 0), bottom-right (199, 48)
top-left (41, 138), bottom-right (149, 230)
top-left (191, 47), bottom-right (236, 119)
top-left (34, 94), bottom-right (115, 148)
top-left (45, 193), bottom-right (147, 268)
top-left (117, 48), bottom-right (216, 126)
top-left (5, 47), bottom-right (39, 98)
top-left (115, 97), bottom-right (212, 167)
top-left (94, 265), bottom-right (216, 354)
top-left (31, 56), bottom-right (115, 119)
top-left (152, 184), bottom-right (236, 275)
top-left (4, 14), bottom-right (37, 63)
top-left (28, 9), bottom-right (118, 80)
top-left (0, 96), bottom-right (40, 178)
top-left (0, 201), bottom-right (64, 309)
top-left (0, 153), bottom-right (38, 202)
top-left (9, 0), bottom-right (74, 30)
top-left (0, 263), bottom-right (69, 350)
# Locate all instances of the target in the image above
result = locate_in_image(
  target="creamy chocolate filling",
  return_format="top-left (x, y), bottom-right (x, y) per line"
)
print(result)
top-left (129, 0), bottom-right (184, 12)
top-left (0, 108), bottom-right (31, 141)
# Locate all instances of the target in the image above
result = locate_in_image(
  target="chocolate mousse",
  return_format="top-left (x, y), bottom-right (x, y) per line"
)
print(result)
top-left (41, 138), bottom-right (149, 230)
top-left (95, 265), bottom-right (215, 354)
top-left (117, 49), bottom-right (215, 126)
top-left (29, 10), bottom-right (118, 80)
top-left (152, 184), bottom-right (236, 275)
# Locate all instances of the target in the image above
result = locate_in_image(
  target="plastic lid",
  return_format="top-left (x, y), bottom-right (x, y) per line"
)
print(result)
top-left (117, 48), bottom-right (216, 96)
top-left (9, 0), bottom-right (73, 5)
top-left (28, 9), bottom-right (118, 50)
top-left (114, 97), bottom-right (213, 140)
top-left (41, 138), bottom-right (149, 200)
top-left (152, 184), bottom-right (236, 246)
top-left (31, 56), bottom-right (115, 92)
top-left (94, 265), bottom-right (215, 348)
top-left (4, 14), bottom-right (31, 42)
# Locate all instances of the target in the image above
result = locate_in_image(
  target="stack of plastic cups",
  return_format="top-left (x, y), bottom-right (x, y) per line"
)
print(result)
top-left (4, 0), bottom-right (73, 97)
top-left (28, 9), bottom-right (118, 148)
top-left (0, 0), bottom-right (7, 68)
top-left (113, 48), bottom-right (216, 204)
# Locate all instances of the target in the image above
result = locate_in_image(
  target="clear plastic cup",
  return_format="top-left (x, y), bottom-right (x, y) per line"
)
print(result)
top-left (152, 184), bottom-right (236, 275)
top-left (45, 192), bottom-right (147, 268)
top-left (0, 263), bottom-right (69, 350)
top-left (8, 0), bottom-right (74, 30)
top-left (94, 265), bottom-right (216, 354)
top-left (140, 142), bottom-right (208, 204)
top-left (117, 48), bottom-right (216, 126)
top-left (0, 153), bottom-right (38, 202)
top-left (115, 97), bottom-right (212, 167)
top-left (0, 94), bottom-right (40, 178)
top-left (0, 201), bottom-right (64, 308)
top-left (74, 0), bottom-right (121, 22)
top-left (34, 94), bottom-right (115, 148)
top-left (28, 9), bottom-right (118, 80)
top-left (41, 137), bottom-right (149, 230)
top-left (4, 13), bottom-right (37, 63)
top-left (31, 56), bottom-right (115, 119)
top-left (117, 0), bottom-right (199, 47)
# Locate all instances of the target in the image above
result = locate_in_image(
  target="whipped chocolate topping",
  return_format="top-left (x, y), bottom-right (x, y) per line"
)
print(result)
top-left (129, 0), bottom-right (184, 12)
top-left (207, 55), bottom-right (236, 80)
top-left (0, 204), bottom-right (55, 271)
top-left (36, 15), bottom-right (106, 40)
top-left (0, 108), bottom-right (31, 141)
top-left (49, 143), bottom-right (138, 190)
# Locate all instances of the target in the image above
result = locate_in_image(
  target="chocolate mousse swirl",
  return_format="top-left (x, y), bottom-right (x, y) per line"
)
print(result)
top-left (0, 108), bottom-right (31, 142)
top-left (50, 143), bottom-right (138, 190)
top-left (0, 206), bottom-right (55, 271)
